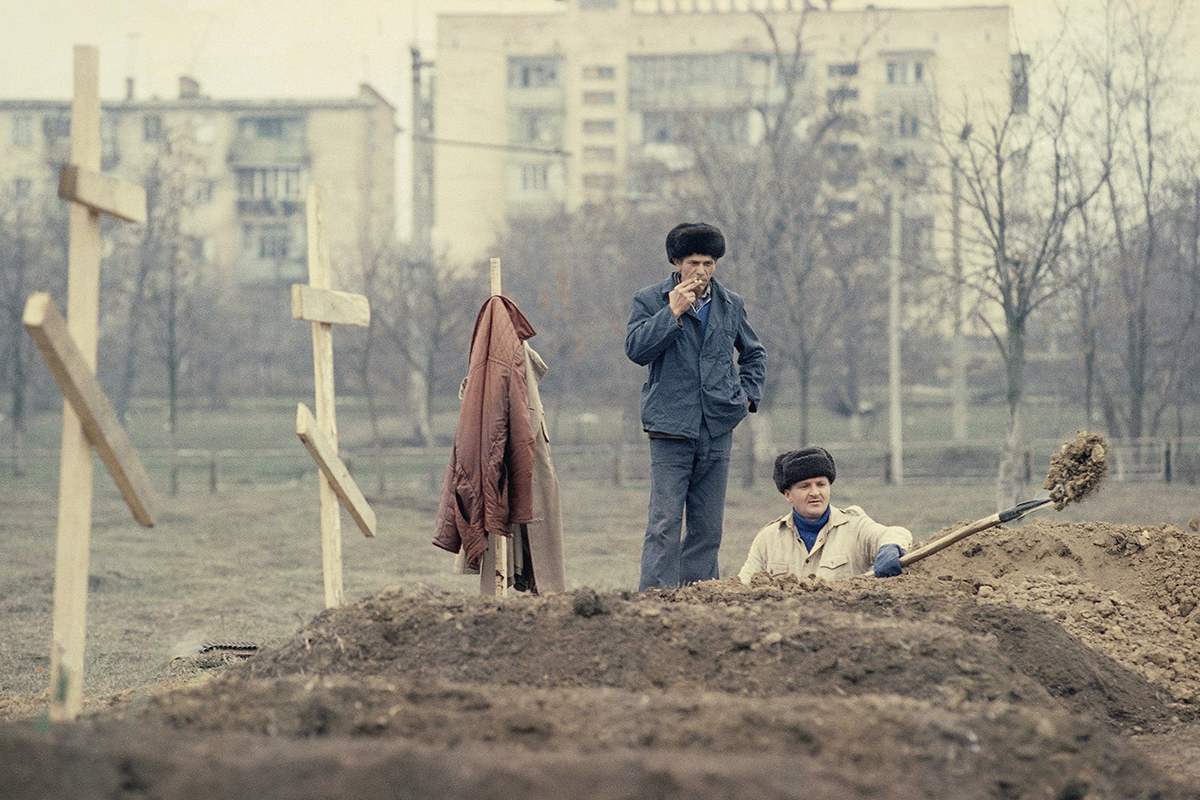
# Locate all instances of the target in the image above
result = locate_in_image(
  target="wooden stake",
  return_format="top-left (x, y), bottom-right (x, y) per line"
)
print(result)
top-left (293, 183), bottom-right (376, 609)
top-left (41, 45), bottom-right (153, 722)
top-left (482, 257), bottom-right (509, 597)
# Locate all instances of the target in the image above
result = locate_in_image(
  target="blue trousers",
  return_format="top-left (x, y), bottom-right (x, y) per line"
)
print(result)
top-left (639, 423), bottom-right (732, 590)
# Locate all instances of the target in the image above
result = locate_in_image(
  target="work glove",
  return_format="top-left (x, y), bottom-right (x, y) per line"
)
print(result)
top-left (873, 544), bottom-right (903, 578)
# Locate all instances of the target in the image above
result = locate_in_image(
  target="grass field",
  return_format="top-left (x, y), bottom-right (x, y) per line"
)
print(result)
top-left (1, 399), bottom-right (1197, 704)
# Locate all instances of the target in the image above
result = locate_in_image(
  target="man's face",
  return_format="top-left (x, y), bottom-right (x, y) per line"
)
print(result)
top-left (673, 254), bottom-right (716, 296)
top-left (785, 476), bottom-right (831, 521)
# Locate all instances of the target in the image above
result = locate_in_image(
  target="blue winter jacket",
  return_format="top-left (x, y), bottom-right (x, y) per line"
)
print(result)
top-left (625, 274), bottom-right (766, 439)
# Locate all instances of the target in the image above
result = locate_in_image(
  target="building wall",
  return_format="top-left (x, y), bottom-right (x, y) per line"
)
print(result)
top-left (433, 0), bottom-right (1011, 264)
top-left (0, 83), bottom-right (396, 289)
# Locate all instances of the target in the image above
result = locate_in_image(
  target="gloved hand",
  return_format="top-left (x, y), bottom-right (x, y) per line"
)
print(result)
top-left (873, 544), bottom-right (903, 578)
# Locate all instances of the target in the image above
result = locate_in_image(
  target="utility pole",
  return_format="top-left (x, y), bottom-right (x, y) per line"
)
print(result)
top-left (951, 159), bottom-right (968, 440)
top-left (408, 45), bottom-right (435, 446)
top-left (411, 45), bottom-right (434, 254)
top-left (888, 184), bottom-right (904, 485)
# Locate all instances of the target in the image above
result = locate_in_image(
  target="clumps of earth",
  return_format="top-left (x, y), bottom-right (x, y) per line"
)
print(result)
top-left (4, 518), bottom-right (1200, 799)
top-left (1044, 431), bottom-right (1109, 510)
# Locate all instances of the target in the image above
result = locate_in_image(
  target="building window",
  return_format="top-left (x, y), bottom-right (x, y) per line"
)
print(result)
top-left (826, 87), bottom-right (859, 104)
top-left (1012, 52), bottom-right (1030, 115)
top-left (583, 91), bottom-right (616, 106)
top-left (13, 178), bottom-right (32, 201)
top-left (508, 57), bottom-right (560, 89)
top-left (143, 114), bottom-right (163, 142)
top-left (640, 110), bottom-right (743, 146)
top-left (521, 164), bottom-right (549, 192)
top-left (238, 117), bottom-right (302, 142)
top-left (582, 65), bottom-right (615, 80)
top-left (827, 63), bottom-right (859, 78)
top-left (193, 179), bottom-right (214, 204)
top-left (882, 111), bottom-right (921, 139)
top-left (12, 114), bottom-right (33, 146)
top-left (583, 173), bottom-right (615, 189)
top-left (43, 113), bottom-right (70, 142)
top-left (237, 168), bottom-right (304, 200)
top-left (886, 60), bottom-right (926, 85)
top-left (258, 223), bottom-right (291, 259)
top-left (510, 109), bottom-right (563, 146)
top-left (583, 146), bottom-right (615, 163)
top-left (583, 119), bottom-right (615, 135)
top-left (101, 114), bottom-right (119, 164)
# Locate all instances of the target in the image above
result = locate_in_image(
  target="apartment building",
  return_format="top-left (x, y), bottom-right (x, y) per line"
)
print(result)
top-left (0, 78), bottom-right (397, 286)
top-left (430, 0), bottom-right (1013, 264)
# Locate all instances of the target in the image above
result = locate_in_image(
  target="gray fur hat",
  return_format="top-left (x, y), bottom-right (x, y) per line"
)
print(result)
top-left (773, 446), bottom-right (837, 492)
top-left (666, 222), bottom-right (726, 263)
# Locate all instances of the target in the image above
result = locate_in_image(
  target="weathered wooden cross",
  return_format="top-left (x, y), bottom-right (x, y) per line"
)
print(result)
top-left (292, 183), bottom-right (376, 609)
top-left (21, 45), bottom-right (154, 722)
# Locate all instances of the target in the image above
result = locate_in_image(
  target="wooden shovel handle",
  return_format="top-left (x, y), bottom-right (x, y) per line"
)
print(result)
top-left (899, 498), bottom-right (1053, 567)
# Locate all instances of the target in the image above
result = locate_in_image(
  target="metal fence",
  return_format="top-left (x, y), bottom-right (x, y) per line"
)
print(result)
top-left (5, 437), bottom-right (1198, 494)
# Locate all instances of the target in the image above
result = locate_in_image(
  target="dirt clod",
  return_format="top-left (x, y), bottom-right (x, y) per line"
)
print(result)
top-left (1044, 431), bottom-right (1110, 510)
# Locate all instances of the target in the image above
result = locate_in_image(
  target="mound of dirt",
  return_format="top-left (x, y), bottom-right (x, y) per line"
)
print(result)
top-left (3, 518), bottom-right (1200, 799)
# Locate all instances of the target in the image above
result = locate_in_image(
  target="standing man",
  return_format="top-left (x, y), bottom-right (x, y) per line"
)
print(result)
top-left (626, 222), bottom-right (766, 589)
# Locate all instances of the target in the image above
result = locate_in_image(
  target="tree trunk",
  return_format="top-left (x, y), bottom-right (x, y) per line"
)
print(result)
top-left (996, 323), bottom-right (1027, 510)
top-left (797, 354), bottom-right (812, 446)
top-left (10, 378), bottom-right (26, 478)
top-left (996, 407), bottom-right (1023, 511)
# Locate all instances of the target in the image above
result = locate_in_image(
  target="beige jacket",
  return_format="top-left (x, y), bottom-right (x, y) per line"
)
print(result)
top-left (738, 505), bottom-right (912, 584)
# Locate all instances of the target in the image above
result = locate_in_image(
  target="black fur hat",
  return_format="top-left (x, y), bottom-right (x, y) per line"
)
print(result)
top-left (773, 446), bottom-right (837, 493)
top-left (666, 222), bottom-right (726, 263)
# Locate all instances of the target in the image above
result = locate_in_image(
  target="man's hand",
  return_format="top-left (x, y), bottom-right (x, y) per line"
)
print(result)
top-left (873, 544), bottom-right (903, 578)
top-left (668, 276), bottom-right (704, 319)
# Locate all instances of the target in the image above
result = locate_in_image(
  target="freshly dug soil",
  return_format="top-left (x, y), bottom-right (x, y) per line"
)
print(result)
top-left (1045, 431), bottom-right (1109, 509)
top-left (3, 517), bottom-right (1200, 799)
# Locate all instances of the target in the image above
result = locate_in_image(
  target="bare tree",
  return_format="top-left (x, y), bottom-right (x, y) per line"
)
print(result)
top-left (1075, 0), bottom-right (1188, 440)
top-left (943, 53), bottom-right (1103, 509)
top-left (0, 186), bottom-right (67, 475)
top-left (681, 11), bottom-right (889, 448)
top-left (367, 245), bottom-right (480, 448)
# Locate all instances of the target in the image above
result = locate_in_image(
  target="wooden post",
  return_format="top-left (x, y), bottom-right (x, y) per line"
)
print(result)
top-left (36, 45), bottom-right (153, 722)
top-left (481, 257), bottom-right (509, 598)
top-left (292, 183), bottom-right (375, 609)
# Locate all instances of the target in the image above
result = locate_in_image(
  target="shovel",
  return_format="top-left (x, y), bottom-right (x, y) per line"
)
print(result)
top-left (898, 497), bottom-right (1053, 567)
top-left (898, 430), bottom-right (1110, 569)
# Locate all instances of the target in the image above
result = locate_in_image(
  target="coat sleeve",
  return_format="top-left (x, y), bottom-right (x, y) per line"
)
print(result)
top-left (625, 291), bottom-right (681, 366)
top-left (848, 508), bottom-right (913, 565)
top-left (738, 526), bottom-right (771, 585)
top-left (734, 305), bottom-right (766, 409)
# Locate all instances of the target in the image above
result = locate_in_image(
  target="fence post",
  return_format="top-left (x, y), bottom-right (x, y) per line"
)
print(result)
top-left (1164, 440), bottom-right (1172, 484)
top-left (612, 443), bottom-right (623, 487)
top-left (209, 454), bottom-right (219, 494)
top-left (883, 451), bottom-right (892, 485)
top-left (1023, 448), bottom-right (1032, 484)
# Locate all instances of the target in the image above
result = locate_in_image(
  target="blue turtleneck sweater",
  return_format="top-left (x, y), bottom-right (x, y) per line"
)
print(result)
top-left (793, 506), bottom-right (830, 553)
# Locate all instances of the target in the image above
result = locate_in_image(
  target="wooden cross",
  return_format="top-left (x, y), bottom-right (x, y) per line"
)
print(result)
top-left (21, 45), bottom-right (153, 722)
top-left (292, 183), bottom-right (376, 609)
top-left (477, 257), bottom-right (511, 598)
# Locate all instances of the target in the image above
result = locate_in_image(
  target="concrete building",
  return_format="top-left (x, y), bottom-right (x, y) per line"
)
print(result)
top-left (429, 0), bottom-right (1013, 264)
top-left (0, 78), bottom-right (397, 286)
